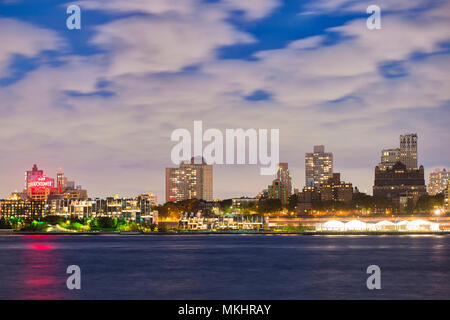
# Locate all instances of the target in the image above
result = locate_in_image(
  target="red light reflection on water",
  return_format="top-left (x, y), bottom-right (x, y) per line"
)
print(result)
top-left (13, 235), bottom-right (67, 300)
top-left (28, 243), bottom-right (54, 250)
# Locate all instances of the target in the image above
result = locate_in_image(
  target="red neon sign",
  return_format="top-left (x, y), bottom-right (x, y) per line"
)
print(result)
top-left (28, 176), bottom-right (54, 189)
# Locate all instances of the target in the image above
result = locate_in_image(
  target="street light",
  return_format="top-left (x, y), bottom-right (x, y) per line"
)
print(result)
top-left (434, 208), bottom-right (443, 228)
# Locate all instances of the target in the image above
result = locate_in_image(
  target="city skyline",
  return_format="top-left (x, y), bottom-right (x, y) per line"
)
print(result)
top-left (0, 0), bottom-right (449, 200)
top-left (1, 132), bottom-right (447, 204)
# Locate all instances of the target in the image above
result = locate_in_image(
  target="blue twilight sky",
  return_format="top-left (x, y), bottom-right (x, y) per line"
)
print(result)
top-left (0, 0), bottom-right (449, 201)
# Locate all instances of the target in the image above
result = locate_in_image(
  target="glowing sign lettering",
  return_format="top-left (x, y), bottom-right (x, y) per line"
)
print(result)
top-left (28, 176), bottom-right (54, 189)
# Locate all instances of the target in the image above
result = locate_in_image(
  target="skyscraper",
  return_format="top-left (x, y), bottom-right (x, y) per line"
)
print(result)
top-left (379, 133), bottom-right (418, 170)
top-left (276, 162), bottom-right (292, 197)
top-left (166, 158), bottom-right (213, 202)
top-left (305, 145), bottom-right (333, 188)
top-left (428, 168), bottom-right (449, 195)
top-left (400, 134), bottom-right (418, 170)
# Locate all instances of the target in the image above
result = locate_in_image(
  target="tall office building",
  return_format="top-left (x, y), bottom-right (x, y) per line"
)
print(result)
top-left (400, 134), bottom-right (418, 170)
top-left (379, 133), bottom-right (418, 170)
top-left (276, 162), bottom-right (292, 197)
top-left (305, 145), bottom-right (333, 188)
top-left (166, 158), bottom-right (213, 202)
top-left (428, 168), bottom-right (449, 195)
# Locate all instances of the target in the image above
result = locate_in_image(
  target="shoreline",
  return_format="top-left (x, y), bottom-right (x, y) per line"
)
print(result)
top-left (1, 230), bottom-right (449, 236)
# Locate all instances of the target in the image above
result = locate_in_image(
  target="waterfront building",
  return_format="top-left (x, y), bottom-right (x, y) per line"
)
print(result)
top-left (49, 197), bottom-right (158, 224)
top-left (0, 199), bottom-right (46, 219)
top-left (179, 213), bottom-right (265, 231)
top-left (137, 190), bottom-right (158, 207)
top-left (428, 168), bottom-right (449, 195)
top-left (166, 158), bottom-right (213, 202)
top-left (373, 162), bottom-right (426, 206)
top-left (305, 145), bottom-right (333, 188)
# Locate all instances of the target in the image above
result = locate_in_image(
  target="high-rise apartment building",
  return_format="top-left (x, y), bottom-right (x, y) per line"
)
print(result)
top-left (268, 179), bottom-right (289, 207)
top-left (428, 168), bottom-right (449, 195)
top-left (166, 158), bottom-right (213, 202)
top-left (305, 145), bottom-right (333, 188)
top-left (276, 162), bottom-right (292, 197)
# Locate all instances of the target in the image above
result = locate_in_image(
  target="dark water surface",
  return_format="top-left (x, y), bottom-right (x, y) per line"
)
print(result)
top-left (0, 234), bottom-right (449, 300)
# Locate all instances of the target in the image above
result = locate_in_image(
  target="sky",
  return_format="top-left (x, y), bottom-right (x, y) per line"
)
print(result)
top-left (0, 0), bottom-right (449, 201)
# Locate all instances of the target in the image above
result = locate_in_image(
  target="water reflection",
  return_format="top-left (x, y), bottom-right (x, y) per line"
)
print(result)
top-left (14, 235), bottom-right (67, 300)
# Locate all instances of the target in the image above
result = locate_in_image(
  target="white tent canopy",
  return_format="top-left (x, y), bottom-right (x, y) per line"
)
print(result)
top-left (406, 219), bottom-right (440, 231)
top-left (375, 220), bottom-right (396, 230)
top-left (344, 220), bottom-right (367, 231)
top-left (321, 220), bottom-right (345, 231)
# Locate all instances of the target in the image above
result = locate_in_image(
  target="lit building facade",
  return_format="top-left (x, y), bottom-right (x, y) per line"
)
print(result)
top-left (320, 173), bottom-right (353, 203)
top-left (276, 162), bottom-right (292, 197)
top-left (428, 168), bottom-right (449, 195)
top-left (0, 199), bottom-right (46, 219)
top-left (379, 134), bottom-right (418, 170)
top-left (305, 145), bottom-right (333, 188)
top-left (445, 184), bottom-right (450, 213)
top-left (268, 179), bottom-right (289, 206)
top-left (400, 133), bottom-right (418, 170)
top-left (166, 158), bottom-right (213, 202)
top-left (373, 162), bottom-right (426, 206)
top-left (297, 186), bottom-right (321, 213)
top-left (49, 197), bottom-right (158, 224)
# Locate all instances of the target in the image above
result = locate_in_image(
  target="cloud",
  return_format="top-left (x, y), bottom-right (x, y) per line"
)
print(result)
top-left (0, 0), bottom-right (449, 199)
top-left (91, 12), bottom-right (254, 75)
top-left (77, 0), bottom-right (280, 19)
top-left (0, 18), bottom-right (62, 77)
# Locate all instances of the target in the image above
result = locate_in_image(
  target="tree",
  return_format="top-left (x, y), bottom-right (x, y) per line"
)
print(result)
top-left (287, 194), bottom-right (298, 211)
top-left (257, 199), bottom-right (282, 214)
top-left (0, 217), bottom-right (11, 229)
top-left (414, 194), bottom-right (444, 213)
